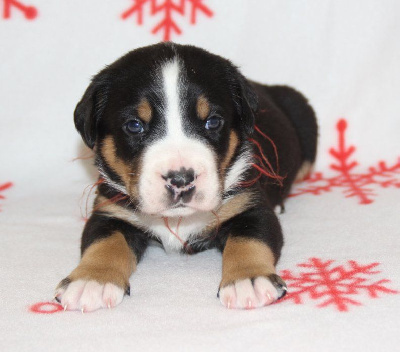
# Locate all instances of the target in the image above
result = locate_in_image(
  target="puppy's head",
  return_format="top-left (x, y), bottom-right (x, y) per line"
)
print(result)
top-left (75, 43), bottom-right (257, 217)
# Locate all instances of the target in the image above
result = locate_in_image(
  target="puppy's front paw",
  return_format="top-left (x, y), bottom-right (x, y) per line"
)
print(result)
top-left (55, 278), bottom-right (126, 312)
top-left (218, 274), bottom-right (287, 309)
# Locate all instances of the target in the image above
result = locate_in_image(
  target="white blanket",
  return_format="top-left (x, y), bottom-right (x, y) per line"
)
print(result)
top-left (1, 1), bottom-right (399, 351)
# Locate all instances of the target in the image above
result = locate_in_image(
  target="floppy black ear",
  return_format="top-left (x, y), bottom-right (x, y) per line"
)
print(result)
top-left (74, 76), bottom-right (109, 149)
top-left (231, 69), bottom-right (258, 136)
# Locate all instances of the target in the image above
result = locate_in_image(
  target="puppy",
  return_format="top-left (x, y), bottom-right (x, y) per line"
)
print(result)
top-left (56, 42), bottom-right (317, 312)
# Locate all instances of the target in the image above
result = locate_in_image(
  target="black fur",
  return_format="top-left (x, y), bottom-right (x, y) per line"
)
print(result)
top-left (81, 214), bottom-right (149, 262)
top-left (265, 85), bottom-right (318, 164)
top-left (65, 43), bottom-right (318, 308)
top-left (74, 41), bottom-right (318, 266)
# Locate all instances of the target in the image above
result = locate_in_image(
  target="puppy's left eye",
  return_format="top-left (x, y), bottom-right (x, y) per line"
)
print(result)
top-left (125, 119), bottom-right (144, 134)
top-left (205, 116), bottom-right (223, 131)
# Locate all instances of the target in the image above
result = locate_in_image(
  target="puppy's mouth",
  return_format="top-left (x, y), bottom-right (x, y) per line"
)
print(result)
top-left (158, 203), bottom-right (198, 217)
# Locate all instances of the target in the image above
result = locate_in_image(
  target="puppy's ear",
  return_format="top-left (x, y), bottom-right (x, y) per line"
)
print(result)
top-left (231, 68), bottom-right (258, 136)
top-left (74, 76), bottom-right (109, 149)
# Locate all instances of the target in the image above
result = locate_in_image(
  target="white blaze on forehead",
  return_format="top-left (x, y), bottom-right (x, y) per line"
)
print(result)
top-left (137, 57), bottom-right (220, 221)
top-left (162, 59), bottom-right (185, 139)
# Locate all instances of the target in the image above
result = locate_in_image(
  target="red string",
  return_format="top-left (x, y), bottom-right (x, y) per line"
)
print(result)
top-left (71, 152), bottom-right (95, 162)
top-left (162, 216), bottom-right (193, 253)
top-left (242, 125), bottom-right (285, 188)
top-left (254, 125), bottom-right (280, 175)
top-left (80, 178), bottom-right (105, 220)
top-left (92, 193), bottom-right (129, 213)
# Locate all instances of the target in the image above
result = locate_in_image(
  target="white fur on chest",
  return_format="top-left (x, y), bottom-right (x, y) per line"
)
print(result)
top-left (135, 211), bottom-right (214, 253)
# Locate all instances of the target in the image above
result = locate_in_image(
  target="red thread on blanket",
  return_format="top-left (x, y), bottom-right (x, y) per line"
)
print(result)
top-left (2, 0), bottom-right (37, 19)
top-left (0, 182), bottom-right (13, 211)
top-left (280, 258), bottom-right (398, 312)
top-left (29, 302), bottom-right (63, 314)
top-left (121, 0), bottom-right (213, 41)
top-left (290, 119), bottom-right (400, 204)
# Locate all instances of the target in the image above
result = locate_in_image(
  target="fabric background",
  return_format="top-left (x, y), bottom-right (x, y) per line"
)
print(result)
top-left (0, 1), bottom-right (399, 351)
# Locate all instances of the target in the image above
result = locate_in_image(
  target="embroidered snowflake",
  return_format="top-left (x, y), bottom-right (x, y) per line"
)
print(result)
top-left (280, 258), bottom-right (398, 312)
top-left (290, 119), bottom-right (400, 204)
top-left (0, 182), bottom-right (13, 211)
top-left (121, 0), bottom-right (213, 41)
top-left (1, 0), bottom-right (37, 19)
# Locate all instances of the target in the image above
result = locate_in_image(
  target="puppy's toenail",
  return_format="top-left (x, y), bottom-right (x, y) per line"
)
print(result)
top-left (247, 299), bottom-right (253, 309)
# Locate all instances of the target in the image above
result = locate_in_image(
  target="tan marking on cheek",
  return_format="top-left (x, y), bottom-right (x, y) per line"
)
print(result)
top-left (205, 191), bottom-right (254, 233)
top-left (101, 136), bottom-right (140, 198)
top-left (196, 95), bottom-right (210, 120)
top-left (137, 98), bottom-right (152, 123)
top-left (220, 130), bottom-right (239, 174)
top-left (218, 130), bottom-right (239, 192)
top-left (68, 232), bottom-right (136, 290)
top-left (220, 237), bottom-right (276, 288)
top-left (93, 195), bottom-right (144, 229)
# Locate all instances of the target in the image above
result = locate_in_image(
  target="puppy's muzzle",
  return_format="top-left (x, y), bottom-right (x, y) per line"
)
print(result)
top-left (163, 167), bottom-right (196, 203)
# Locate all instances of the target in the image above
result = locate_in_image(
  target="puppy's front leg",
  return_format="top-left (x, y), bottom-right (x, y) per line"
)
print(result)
top-left (55, 214), bottom-right (148, 312)
top-left (218, 208), bottom-right (287, 309)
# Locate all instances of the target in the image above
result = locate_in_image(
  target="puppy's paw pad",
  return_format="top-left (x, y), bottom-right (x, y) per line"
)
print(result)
top-left (218, 284), bottom-right (237, 309)
top-left (219, 278), bottom-right (259, 309)
top-left (55, 279), bottom-right (125, 312)
top-left (103, 282), bottom-right (124, 309)
top-left (253, 277), bottom-right (279, 306)
top-left (219, 275), bottom-right (287, 310)
top-left (79, 281), bottom-right (106, 312)
top-left (235, 279), bottom-right (259, 309)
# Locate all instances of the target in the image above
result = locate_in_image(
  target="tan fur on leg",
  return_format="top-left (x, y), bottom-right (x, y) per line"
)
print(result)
top-left (59, 232), bottom-right (136, 292)
top-left (220, 237), bottom-right (276, 288)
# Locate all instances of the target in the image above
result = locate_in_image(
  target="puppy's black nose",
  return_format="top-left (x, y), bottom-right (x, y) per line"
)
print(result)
top-left (165, 167), bottom-right (195, 188)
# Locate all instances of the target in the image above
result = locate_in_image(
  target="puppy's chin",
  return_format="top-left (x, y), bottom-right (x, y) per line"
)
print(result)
top-left (160, 206), bottom-right (198, 217)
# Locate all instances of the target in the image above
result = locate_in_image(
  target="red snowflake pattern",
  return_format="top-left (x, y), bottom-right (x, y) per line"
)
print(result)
top-left (1, 0), bottom-right (38, 19)
top-left (290, 119), bottom-right (400, 204)
top-left (280, 258), bottom-right (398, 312)
top-left (121, 0), bottom-right (213, 41)
top-left (0, 182), bottom-right (13, 211)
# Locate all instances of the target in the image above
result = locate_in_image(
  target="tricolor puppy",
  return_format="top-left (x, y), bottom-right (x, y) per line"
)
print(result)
top-left (56, 43), bottom-right (317, 312)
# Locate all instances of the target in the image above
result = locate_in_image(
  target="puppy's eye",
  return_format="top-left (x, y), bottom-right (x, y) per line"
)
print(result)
top-left (205, 116), bottom-right (223, 131)
top-left (125, 120), bottom-right (144, 134)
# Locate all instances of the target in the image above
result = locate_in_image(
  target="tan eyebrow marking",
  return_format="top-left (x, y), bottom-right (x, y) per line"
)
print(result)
top-left (196, 95), bottom-right (210, 120)
top-left (101, 136), bottom-right (140, 199)
top-left (137, 98), bottom-right (152, 123)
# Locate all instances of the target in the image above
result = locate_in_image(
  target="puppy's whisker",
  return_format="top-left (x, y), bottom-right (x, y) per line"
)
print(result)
top-left (71, 151), bottom-right (95, 162)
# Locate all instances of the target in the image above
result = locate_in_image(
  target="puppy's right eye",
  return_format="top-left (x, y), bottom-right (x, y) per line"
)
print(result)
top-left (205, 115), bottom-right (223, 131)
top-left (125, 120), bottom-right (144, 134)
